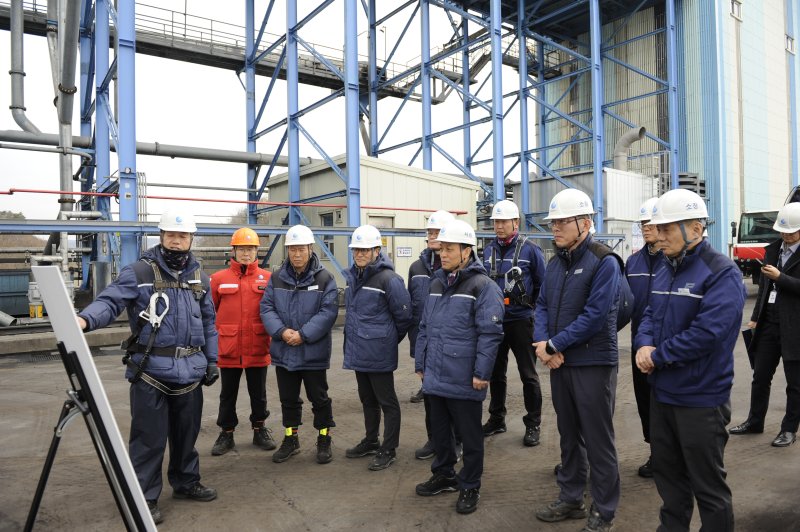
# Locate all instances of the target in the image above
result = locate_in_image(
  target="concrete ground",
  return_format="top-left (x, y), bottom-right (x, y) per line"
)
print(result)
top-left (0, 283), bottom-right (797, 532)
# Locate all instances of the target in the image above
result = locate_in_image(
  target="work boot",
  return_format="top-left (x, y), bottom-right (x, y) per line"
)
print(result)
top-left (316, 434), bottom-right (333, 464)
top-left (410, 386), bottom-right (425, 403)
top-left (147, 500), bottom-right (164, 525)
top-left (535, 498), bottom-right (588, 522)
top-left (368, 449), bottom-right (397, 471)
top-left (638, 456), bottom-right (653, 478)
top-left (523, 425), bottom-right (541, 447)
top-left (345, 438), bottom-right (380, 458)
top-left (211, 431), bottom-right (235, 456)
top-left (482, 418), bottom-right (506, 437)
top-left (253, 426), bottom-right (277, 450)
top-left (415, 473), bottom-right (458, 496)
top-left (456, 488), bottom-right (480, 514)
top-left (414, 440), bottom-right (436, 460)
top-left (272, 435), bottom-right (301, 463)
top-left (582, 504), bottom-right (614, 532)
top-left (172, 482), bottom-right (217, 502)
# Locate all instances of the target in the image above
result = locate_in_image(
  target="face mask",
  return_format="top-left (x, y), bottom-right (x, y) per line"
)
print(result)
top-left (161, 246), bottom-right (190, 270)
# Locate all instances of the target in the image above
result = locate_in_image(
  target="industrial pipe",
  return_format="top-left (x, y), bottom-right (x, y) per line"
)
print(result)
top-left (0, 142), bottom-right (92, 160)
top-left (613, 127), bottom-right (646, 171)
top-left (9, 0), bottom-right (41, 134)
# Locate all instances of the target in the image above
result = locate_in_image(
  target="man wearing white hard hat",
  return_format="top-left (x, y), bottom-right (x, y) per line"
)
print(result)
top-left (342, 225), bottom-right (413, 471)
top-left (533, 189), bottom-right (621, 532)
top-left (77, 207), bottom-right (219, 524)
top-left (623, 197), bottom-right (663, 478)
top-left (635, 188), bottom-right (745, 531)
top-left (261, 225), bottom-right (339, 464)
top-left (482, 199), bottom-right (545, 447)
top-left (407, 210), bottom-right (461, 461)
top-left (413, 220), bottom-right (504, 515)
top-left (730, 201), bottom-right (800, 449)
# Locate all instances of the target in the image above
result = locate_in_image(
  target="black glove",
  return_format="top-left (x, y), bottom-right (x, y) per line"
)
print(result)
top-left (204, 363), bottom-right (219, 386)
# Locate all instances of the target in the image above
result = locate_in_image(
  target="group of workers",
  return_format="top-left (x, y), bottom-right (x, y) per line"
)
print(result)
top-left (74, 183), bottom-right (800, 531)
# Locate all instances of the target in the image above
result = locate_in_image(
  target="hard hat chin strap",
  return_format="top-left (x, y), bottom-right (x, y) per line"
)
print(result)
top-left (678, 221), bottom-right (698, 254)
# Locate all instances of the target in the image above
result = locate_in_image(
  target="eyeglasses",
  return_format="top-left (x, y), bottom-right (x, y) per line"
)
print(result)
top-left (638, 222), bottom-right (657, 230)
top-left (547, 217), bottom-right (578, 230)
top-left (352, 248), bottom-right (375, 256)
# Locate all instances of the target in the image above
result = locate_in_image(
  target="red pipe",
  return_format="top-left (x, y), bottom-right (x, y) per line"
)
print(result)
top-left (2, 188), bottom-right (468, 215)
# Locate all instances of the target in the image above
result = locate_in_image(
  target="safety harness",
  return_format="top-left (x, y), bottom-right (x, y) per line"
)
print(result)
top-left (488, 236), bottom-right (533, 308)
top-left (121, 259), bottom-right (204, 396)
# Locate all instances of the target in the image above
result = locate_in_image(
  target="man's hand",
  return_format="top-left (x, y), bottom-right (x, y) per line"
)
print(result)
top-left (76, 316), bottom-right (87, 330)
top-left (545, 353), bottom-right (564, 370)
top-left (747, 321), bottom-right (757, 329)
top-left (204, 363), bottom-right (219, 386)
top-left (282, 329), bottom-right (303, 346)
top-left (635, 346), bottom-right (657, 374)
top-left (761, 264), bottom-right (780, 281)
top-left (533, 341), bottom-right (551, 362)
top-left (416, 371), bottom-right (424, 380)
top-left (472, 377), bottom-right (489, 390)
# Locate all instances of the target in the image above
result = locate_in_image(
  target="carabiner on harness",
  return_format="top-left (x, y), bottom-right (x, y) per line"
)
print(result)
top-left (139, 292), bottom-right (170, 329)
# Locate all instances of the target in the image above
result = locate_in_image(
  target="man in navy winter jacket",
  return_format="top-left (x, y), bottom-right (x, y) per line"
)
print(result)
top-left (261, 225), bottom-right (339, 465)
top-left (343, 224), bottom-right (413, 471)
top-left (414, 220), bottom-right (504, 515)
top-left (636, 189), bottom-right (745, 532)
top-left (482, 200), bottom-right (546, 447)
top-left (77, 209), bottom-right (218, 525)
top-left (533, 189), bottom-right (620, 532)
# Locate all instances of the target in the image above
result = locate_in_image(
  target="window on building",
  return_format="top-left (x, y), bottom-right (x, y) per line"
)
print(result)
top-left (730, 0), bottom-right (742, 20)
top-left (320, 212), bottom-right (334, 256)
top-left (788, 35), bottom-right (796, 55)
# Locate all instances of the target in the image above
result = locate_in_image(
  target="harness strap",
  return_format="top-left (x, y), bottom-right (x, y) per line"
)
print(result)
top-left (139, 373), bottom-right (201, 396)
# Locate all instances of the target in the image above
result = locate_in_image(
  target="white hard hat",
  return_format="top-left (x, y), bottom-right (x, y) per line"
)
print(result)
top-left (646, 189), bottom-right (708, 225)
top-left (158, 208), bottom-right (197, 233)
top-left (544, 189), bottom-right (595, 220)
top-left (426, 210), bottom-right (455, 230)
top-left (349, 224), bottom-right (382, 249)
top-left (435, 220), bottom-right (477, 246)
top-left (285, 224), bottom-right (315, 246)
top-left (639, 197), bottom-right (660, 222)
top-left (773, 202), bottom-right (800, 233)
top-left (490, 200), bottom-right (520, 220)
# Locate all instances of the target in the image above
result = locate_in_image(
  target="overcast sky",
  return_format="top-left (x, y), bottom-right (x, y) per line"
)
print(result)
top-left (0, 1), bottom-right (526, 224)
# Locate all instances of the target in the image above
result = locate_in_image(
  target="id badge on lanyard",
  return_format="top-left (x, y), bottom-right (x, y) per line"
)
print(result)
top-left (768, 289), bottom-right (777, 304)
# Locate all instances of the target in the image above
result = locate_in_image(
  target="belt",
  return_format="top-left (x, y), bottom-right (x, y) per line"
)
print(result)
top-left (130, 343), bottom-right (202, 358)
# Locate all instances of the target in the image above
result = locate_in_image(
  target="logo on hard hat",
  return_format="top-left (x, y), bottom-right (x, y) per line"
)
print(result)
top-left (550, 201), bottom-right (557, 209)
top-left (291, 232), bottom-right (298, 239)
top-left (686, 202), bottom-right (698, 210)
top-left (176, 216), bottom-right (183, 223)
top-left (356, 234), bottom-right (363, 241)
top-left (578, 201), bottom-right (587, 208)
top-left (780, 218), bottom-right (787, 226)
top-left (640, 207), bottom-right (647, 214)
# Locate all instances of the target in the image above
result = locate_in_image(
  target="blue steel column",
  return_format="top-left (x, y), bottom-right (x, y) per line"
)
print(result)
top-left (344, 0), bottom-right (361, 226)
top-left (788, 0), bottom-right (799, 187)
top-left (78, 3), bottom-right (93, 287)
top-left (490, 0), bottom-right (504, 199)
top-left (421, 0), bottom-right (432, 170)
top-left (666, 0), bottom-right (680, 188)
top-left (589, 0), bottom-right (605, 232)
top-left (95, 0), bottom-right (111, 262)
top-left (117, 0), bottom-right (138, 265)
top-left (537, 42), bottom-right (547, 176)
top-left (286, 1), bottom-right (300, 225)
top-left (518, 1), bottom-right (530, 228)
top-left (368, 0), bottom-right (378, 156)
top-left (461, 16), bottom-right (471, 175)
top-left (245, 0), bottom-right (258, 224)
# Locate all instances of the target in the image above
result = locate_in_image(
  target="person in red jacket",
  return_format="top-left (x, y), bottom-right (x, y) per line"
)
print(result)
top-left (210, 227), bottom-right (275, 455)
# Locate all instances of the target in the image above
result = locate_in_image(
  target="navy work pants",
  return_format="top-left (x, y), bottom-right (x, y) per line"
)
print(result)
top-left (275, 366), bottom-right (335, 429)
top-left (129, 379), bottom-right (203, 502)
top-left (355, 371), bottom-right (401, 451)
top-left (216, 365), bottom-right (268, 430)
top-left (428, 394), bottom-right (483, 490)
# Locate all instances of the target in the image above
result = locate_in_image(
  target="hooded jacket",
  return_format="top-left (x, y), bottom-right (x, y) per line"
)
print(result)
top-left (635, 240), bottom-right (746, 407)
top-left (342, 252), bottom-right (412, 372)
top-left (415, 257), bottom-right (505, 401)
top-left (78, 246), bottom-right (218, 384)
top-left (261, 253), bottom-right (339, 371)
top-left (407, 247), bottom-right (440, 358)
top-left (211, 259), bottom-right (271, 368)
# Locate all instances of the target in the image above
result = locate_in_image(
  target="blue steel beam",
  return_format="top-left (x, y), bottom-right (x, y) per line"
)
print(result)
top-left (79, 0), bottom-right (94, 288)
top-left (94, 0), bottom-right (112, 264)
top-left (666, 0), bottom-right (680, 188)
top-left (286, 1), bottom-right (300, 225)
top-left (246, 0), bottom-right (258, 224)
top-left (421, 0), bottom-right (432, 170)
top-left (344, 0), bottom-right (361, 227)
top-left (368, 0), bottom-right (378, 156)
top-left (589, 0), bottom-right (605, 232)
top-left (462, 16), bottom-right (472, 174)
top-left (117, 0), bottom-right (139, 265)
top-left (518, 1), bottom-right (529, 227)
top-left (789, 0), bottom-right (800, 187)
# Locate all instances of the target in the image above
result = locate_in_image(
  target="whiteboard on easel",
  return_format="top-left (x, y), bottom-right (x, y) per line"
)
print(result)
top-left (32, 266), bottom-right (155, 531)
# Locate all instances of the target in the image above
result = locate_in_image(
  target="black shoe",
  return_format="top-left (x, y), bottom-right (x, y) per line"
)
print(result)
top-left (410, 386), bottom-right (425, 403)
top-left (147, 500), bottom-right (163, 525)
top-left (523, 425), bottom-right (541, 447)
top-left (345, 438), bottom-right (380, 458)
top-left (316, 435), bottom-right (333, 464)
top-left (172, 482), bottom-right (217, 502)
top-left (368, 449), bottom-right (396, 471)
top-left (535, 498), bottom-right (588, 522)
top-left (554, 463), bottom-right (563, 475)
top-left (415, 473), bottom-right (458, 496)
top-left (211, 431), bottom-right (234, 456)
top-left (415, 440), bottom-right (436, 460)
top-left (456, 488), bottom-right (480, 514)
top-left (582, 504), bottom-right (614, 532)
top-left (729, 420), bottom-right (764, 434)
top-left (272, 435), bottom-right (301, 463)
top-left (482, 419), bottom-right (506, 437)
top-left (253, 426), bottom-right (277, 450)
top-left (638, 456), bottom-right (653, 478)
top-left (772, 431), bottom-right (796, 447)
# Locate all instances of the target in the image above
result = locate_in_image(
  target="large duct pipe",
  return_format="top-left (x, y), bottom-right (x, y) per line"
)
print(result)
top-left (0, 130), bottom-right (315, 166)
top-left (613, 127), bottom-right (646, 171)
top-left (9, 0), bottom-right (41, 134)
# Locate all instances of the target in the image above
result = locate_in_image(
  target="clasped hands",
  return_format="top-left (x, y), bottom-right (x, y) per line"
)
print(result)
top-left (533, 341), bottom-right (564, 369)
top-left (281, 328), bottom-right (304, 346)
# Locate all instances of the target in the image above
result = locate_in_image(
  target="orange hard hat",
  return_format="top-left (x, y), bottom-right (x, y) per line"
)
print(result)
top-left (230, 227), bottom-right (260, 247)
